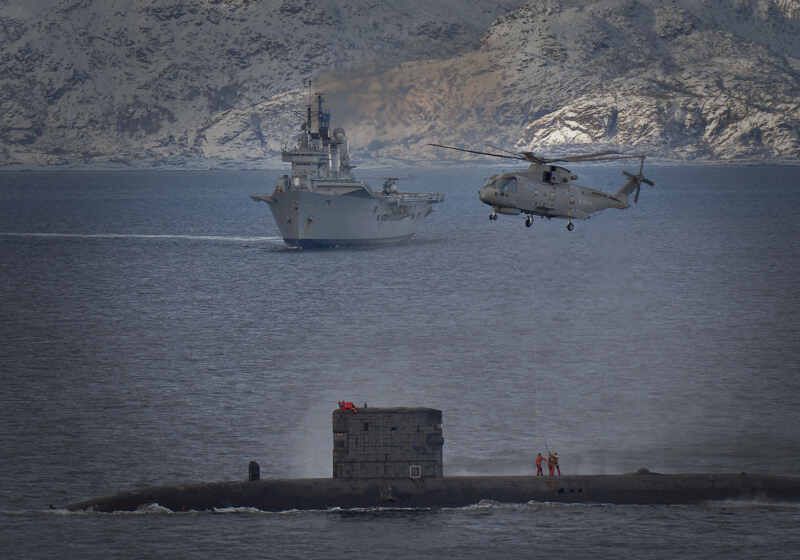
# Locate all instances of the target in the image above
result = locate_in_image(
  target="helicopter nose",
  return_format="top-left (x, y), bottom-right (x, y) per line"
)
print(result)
top-left (479, 186), bottom-right (492, 204)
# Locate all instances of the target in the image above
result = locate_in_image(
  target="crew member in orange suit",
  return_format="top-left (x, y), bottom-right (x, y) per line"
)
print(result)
top-left (535, 452), bottom-right (544, 476)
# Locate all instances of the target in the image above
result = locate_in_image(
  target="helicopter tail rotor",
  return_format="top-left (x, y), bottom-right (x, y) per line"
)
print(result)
top-left (620, 156), bottom-right (654, 204)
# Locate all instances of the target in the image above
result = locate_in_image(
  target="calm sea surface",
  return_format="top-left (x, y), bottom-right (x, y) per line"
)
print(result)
top-left (1, 165), bottom-right (799, 558)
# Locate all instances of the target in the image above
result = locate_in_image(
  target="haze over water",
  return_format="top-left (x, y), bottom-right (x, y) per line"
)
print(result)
top-left (1, 165), bottom-right (799, 558)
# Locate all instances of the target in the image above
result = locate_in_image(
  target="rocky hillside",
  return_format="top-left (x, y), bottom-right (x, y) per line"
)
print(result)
top-left (1, 0), bottom-right (798, 167)
top-left (319, 0), bottom-right (800, 162)
top-left (0, 0), bottom-right (519, 167)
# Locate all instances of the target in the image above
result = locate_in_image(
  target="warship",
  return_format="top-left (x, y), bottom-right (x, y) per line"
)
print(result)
top-left (67, 405), bottom-right (800, 512)
top-left (251, 93), bottom-right (444, 248)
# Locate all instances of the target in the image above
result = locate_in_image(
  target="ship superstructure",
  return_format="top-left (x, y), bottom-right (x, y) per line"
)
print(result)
top-left (252, 93), bottom-right (443, 248)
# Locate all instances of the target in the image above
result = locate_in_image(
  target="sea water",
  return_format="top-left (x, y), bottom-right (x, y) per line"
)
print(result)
top-left (1, 165), bottom-right (799, 558)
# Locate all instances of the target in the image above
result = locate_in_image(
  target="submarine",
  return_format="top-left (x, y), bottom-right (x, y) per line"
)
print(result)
top-left (68, 405), bottom-right (800, 512)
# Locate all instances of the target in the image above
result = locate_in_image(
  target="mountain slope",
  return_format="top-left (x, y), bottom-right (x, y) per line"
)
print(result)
top-left (1, 0), bottom-right (798, 166)
top-left (0, 0), bottom-right (519, 166)
top-left (316, 0), bottom-right (800, 161)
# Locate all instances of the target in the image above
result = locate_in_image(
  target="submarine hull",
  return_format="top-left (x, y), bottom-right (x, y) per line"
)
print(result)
top-left (67, 474), bottom-right (800, 512)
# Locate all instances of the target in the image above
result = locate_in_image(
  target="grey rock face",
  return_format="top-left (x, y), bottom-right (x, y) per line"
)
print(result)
top-left (320, 0), bottom-right (800, 162)
top-left (0, 0), bottom-right (519, 167)
top-left (1, 0), bottom-right (798, 166)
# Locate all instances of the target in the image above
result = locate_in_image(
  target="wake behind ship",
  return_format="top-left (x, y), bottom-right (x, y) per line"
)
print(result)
top-left (252, 93), bottom-right (443, 248)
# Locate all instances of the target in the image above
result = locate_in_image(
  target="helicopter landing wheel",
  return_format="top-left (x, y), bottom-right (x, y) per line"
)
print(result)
top-left (566, 222), bottom-right (574, 232)
top-left (525, 216), bottom-right (533, 228)
top-left (489, 212), bottom-right (497, 221)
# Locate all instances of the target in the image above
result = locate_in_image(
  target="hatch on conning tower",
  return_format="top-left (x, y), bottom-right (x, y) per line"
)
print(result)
top-left (332, 406), bottom-right (444, 480)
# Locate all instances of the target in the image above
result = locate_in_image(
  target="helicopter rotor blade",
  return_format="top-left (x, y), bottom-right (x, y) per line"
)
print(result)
top-left (547, 152), bottom-right (645, 164)
top-left (546, 150), bottom-right (622, 163)
top-left (431, 143), bottom-right (652, 171)
top-left (427, 144), bottom-right (525, 160)
top-left (518, 151), bottom-right (548, 164)
top-left (487, 144), bottom-right (523, 157)
top-left (637, 156), bottom-right (655, 187)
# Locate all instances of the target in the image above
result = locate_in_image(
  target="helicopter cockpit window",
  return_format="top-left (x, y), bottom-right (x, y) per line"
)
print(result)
top-left (496, 177), bottom-right (518, 193)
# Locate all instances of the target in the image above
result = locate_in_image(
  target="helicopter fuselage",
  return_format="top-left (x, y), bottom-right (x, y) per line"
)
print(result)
top-left (479, 163), bottom-right (627, 221)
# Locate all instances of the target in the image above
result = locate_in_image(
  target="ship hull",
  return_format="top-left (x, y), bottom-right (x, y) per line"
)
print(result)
top-left (265, 190), bottom-right (435, 248)
top-left (284, 235), bottom-right (414, 249)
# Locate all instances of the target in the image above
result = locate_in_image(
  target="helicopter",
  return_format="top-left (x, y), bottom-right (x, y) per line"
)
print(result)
top-left (429, 144), bottom-right (654, 231)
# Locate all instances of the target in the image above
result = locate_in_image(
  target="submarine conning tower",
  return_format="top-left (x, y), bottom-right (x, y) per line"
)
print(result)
top-left (332, 406), bottom-right (444, 480)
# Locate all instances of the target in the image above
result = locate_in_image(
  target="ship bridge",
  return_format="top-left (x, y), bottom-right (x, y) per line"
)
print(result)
top-left (282, 93), bottom-right (354, 190)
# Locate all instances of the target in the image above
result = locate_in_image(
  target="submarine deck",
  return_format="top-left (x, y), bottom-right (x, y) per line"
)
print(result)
top-left (68, 473), bottom-right (800, 512)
